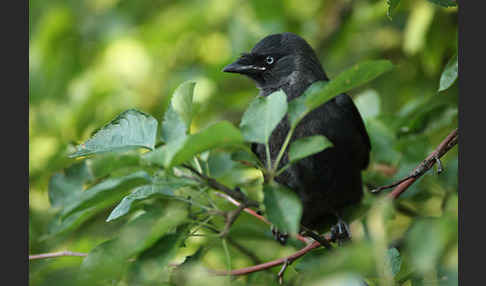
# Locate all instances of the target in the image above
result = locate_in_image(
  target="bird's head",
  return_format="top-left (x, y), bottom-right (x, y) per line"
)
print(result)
top-left (223, 32), bottom-right (328, 97)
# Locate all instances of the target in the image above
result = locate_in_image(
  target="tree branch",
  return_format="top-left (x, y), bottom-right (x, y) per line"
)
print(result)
top-left (209, 241), bottom-right (321, 276)
top-left (30, 129), bottom-right (459, 279)
top-left (386, 128), bottom-right (458, 199)
top-left (29, 251), bottom-right (88, 260)
top-left (209, 128), bottom-right (458, 277)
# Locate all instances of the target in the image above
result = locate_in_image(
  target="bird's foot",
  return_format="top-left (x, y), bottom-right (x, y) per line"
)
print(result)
top-left (330, 219), bottom-right (351, 246)
top-left (271, 225), bottom-right (289, 245)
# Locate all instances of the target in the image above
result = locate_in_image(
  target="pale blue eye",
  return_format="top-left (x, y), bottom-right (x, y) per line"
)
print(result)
top-left (265, 56), bottom-right (274, 65)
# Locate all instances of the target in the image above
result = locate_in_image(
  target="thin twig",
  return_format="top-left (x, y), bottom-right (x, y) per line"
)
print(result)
top-left (372, 128), bottom-right (458, 197)
top-left (214, 192), bottom-right (269, 224)
top-left (29, 251), bottom-right (88, 260)
top-left (182, 164), bottom-right (259, 208)
top-left (220, 203), bottom-right (247, 237)
top-left (277, 258), bottom-right (291, 285)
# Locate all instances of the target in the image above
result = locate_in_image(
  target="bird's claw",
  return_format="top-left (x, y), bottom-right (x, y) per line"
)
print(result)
top-left (271, 225), bottom-right (289, 245)
top-left (330, 219), bottom-right (351, 245)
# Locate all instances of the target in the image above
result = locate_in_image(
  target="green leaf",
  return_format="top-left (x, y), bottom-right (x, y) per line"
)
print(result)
top-left (405, 216), bottom-right (457, 274)
top-left (263, 182), bottom-right (302, 234)
top-left (160, 106), bottom-right (188, 143)
top-left (61, 171), bottom-right (151, 218)
top-left (207, 152), bottom-right (238, 179)
top-left (128, 230), bottom-right (188, 285)
top-left (295, 242), bottom-right (375, 277)
top-left (385, 247), bottom-right (402, 277)
top-left (69, 109), bottom-right (158, 158)
top-left (288, 135), bottom-right (333, 163)
top-left (160, 81), bottom-right (196, 143)
top-left (48, 206), bottom-right (99, 237)
top-left (427, 0), bottom-right (457, 8)
top-left (106, 184), bottom-right (176, 222)
top-left (80, 204), bottom-right (188, 285)
top-left (117, 202), bottom-right (189, 257)
top-left (88, 151), bottom-right (141, 178)
top-left (230, 149), bottom-right (262, 168)
top-left (48, 161), bottom-right (94, 208)
top-left (354, 89), bottom-right (381, 120)
top-left (305, 60), bottom-right (393, 112)
top-left (387, 0), bottom-right (401, 19)
top-left (288, 81), bottom-right (327, 128)
top-left (438, 52), bottom-right (458, 92)
top-left (239, 90), bottom-right (288, 144)
top-left (78, 239), bottom-right (126, 285)
top-left (171, 81), bottom-right (196, 128)
top-left (164, 121), bottom-right (245, 168)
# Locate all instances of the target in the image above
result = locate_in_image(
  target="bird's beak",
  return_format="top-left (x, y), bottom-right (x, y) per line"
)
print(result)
top-left (222, 61), bottom-right (266, 74)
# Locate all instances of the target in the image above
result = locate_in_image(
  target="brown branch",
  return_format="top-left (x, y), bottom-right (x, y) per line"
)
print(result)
top-left (371, 128), bottom-right (458, 197)
top-left (30, 129), bottom-right (459, 278)
top-left (387, 128), bottom-right (458, 199)
top-left (214, 192), bottom-right (270, 224)
top-left (214, 192), bottom-right (309, 244)
top-left (209, 241), bottom-right (321, 276)
top-left (182, 164), bottom-right (259, 208)
top-left (209, 128), bottom-right (458, 277)
top-left (29, 251), bottom-right (88, 260)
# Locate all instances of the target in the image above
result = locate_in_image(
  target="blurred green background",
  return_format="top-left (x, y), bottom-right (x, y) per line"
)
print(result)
top-left (29, 0), bottom-right (458, 285)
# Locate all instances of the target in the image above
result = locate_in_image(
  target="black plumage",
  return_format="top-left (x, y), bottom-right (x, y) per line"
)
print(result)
top-left (223, 32), bottom-right (371, 236)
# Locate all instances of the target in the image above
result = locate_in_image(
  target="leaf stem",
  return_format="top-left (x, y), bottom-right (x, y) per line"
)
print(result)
top-left (221, 238), bottom-right (232, 282)
top-left (265, 143), bottom-right (272, 171)
top-left (275, 164), bottom-right (291, 177)
top-left (272, 126), bottom-right (296, 173)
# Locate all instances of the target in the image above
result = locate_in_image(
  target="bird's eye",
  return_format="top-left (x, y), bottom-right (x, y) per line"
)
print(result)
top-left (265, 56), bottom-right (275, 65)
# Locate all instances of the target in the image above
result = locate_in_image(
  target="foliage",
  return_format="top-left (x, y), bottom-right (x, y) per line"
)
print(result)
top-left (29, 0), bottom-right (458, 286)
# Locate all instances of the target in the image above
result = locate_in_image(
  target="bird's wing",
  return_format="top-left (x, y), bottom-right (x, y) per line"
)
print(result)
top-left (334, 93), bottom-right (371, 169)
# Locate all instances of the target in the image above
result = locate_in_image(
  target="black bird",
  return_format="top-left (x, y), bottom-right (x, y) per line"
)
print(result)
top-left (223, 32), bottom-right (371, 244)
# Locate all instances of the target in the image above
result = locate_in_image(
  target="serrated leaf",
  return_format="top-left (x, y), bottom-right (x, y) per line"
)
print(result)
top-left (263, 182), bottom-right (302, 234)
top-left (305, 60), bottom-right (393, 112)
top-left (438, 52), bottom-right (458, 92)
top-left (163, 121), bottom-right (244, 168)
top-left (107, 184), bottom-right (176, 222)
top-left (69, 109), bottom-right (158, 158)
top-left (288, 135), bottom-right (333, 163)
top-left (61, 171), bottom-right (151, 218)
top-left (387, 0), bottom-right (401, 19)
top-left (240, 90), bottom-right (288, 144)
top-left (427, 0), bottom-right (457, 8)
